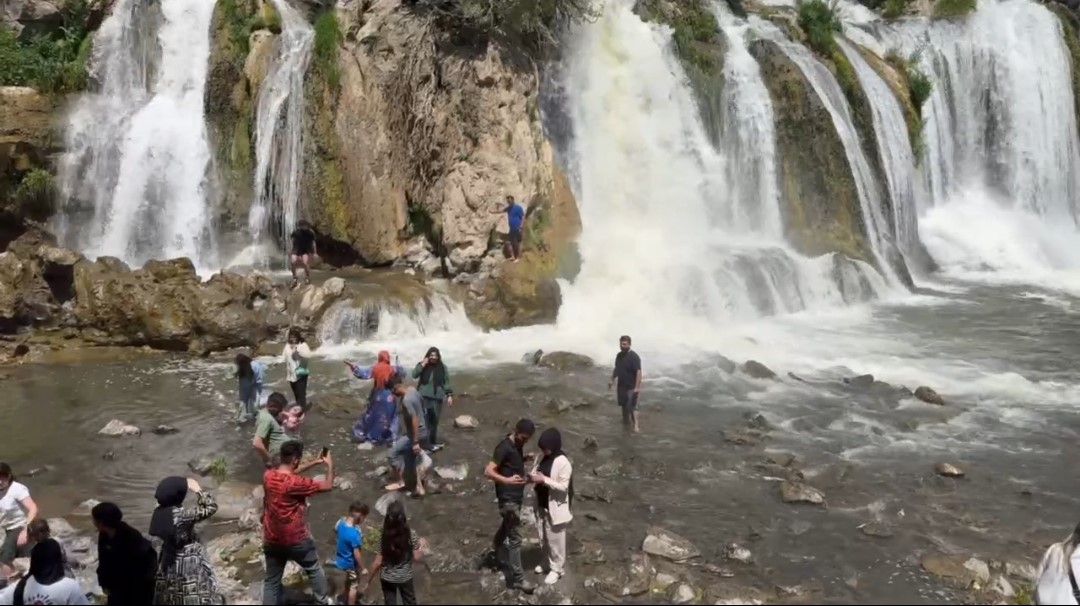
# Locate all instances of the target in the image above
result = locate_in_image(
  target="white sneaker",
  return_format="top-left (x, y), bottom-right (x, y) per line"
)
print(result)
top-left (544, 571), bottom-right (562, 585)
top-left (534, 565), bottom-right (544, 574)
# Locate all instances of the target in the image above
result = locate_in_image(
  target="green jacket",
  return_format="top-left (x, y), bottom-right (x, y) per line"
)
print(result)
top-left (412, 362), bottom-right (453, 400)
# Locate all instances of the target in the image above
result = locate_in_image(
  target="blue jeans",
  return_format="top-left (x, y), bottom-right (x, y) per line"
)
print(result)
top-left (263, 536), bottom-right (329, 605)
top-left (388, 433), bottom-right (430, 473)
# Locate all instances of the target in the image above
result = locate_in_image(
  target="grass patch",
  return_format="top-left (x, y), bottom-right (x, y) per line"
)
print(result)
top-left (0, 0), bottom-right (94, 94)
top-left (13, 168), bottom-right (56, 221)
top-left (362, 525), bottom-right (382, 551)
top-left (798, 0), bottom-right (843, 56)
top-left (932, 0), bottom-right (976, 18)
top-left (208, 457), bottom-right (229, 483)
top-left (249, 2), bottom-right (282, 34)
top-left (217, 0), bottom-right (252, 56)
top-left (313, 10), bottom-right (342, 90)
top-left (882, 0), bottom-right (911, 19)
top-left (1012, 581), bottom-right (1033, 605)
top-left (421, 0), bottom-right (599, 55)
top-left (523, 200), bottom-right (551, 254)
top-left (885, 49), bottom-right (929, 161)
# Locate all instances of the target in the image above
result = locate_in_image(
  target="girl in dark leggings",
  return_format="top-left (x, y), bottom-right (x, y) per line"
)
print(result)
top-left (363, 501), bottom-right (426, 605)
top-left (282, 329), bottom-right (313, 411)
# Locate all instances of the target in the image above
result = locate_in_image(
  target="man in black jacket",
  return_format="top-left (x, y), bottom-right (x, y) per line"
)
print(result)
top-left (92, 502), bottom-right (157, 604)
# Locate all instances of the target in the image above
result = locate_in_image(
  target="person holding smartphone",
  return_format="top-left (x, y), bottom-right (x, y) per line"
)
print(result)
top-left (484, 419), bottom-right (537, 594)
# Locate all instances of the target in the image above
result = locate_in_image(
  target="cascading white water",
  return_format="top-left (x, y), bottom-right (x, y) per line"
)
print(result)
top-left (837, 38), bottom-right (926, 268)
top-left (866, 0), bottom-right (1080, 288)
top-left (57, 0), bottom-right (218, 269)
top-left (552, 0), bottom-right (889, 352)
top-left (751, 19), bottom-right (903, 285)
top-left (248, 0), bottom-right (314, 255)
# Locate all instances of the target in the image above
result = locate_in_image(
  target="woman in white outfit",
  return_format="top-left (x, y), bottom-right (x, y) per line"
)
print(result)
top-left (528, 428), bottom-right (573, 585)
top-left (1036, 522), bottom-right (1080, 604)
top-left (282, 328), bottom-right (313, 411)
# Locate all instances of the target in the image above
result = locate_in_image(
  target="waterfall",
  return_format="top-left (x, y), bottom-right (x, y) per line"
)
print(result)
top-left (551, 0), bottom-right (888, 351)
top-left (318, 294), bottom-right (478, 346)
top-left (751, 20), bottom-right (902, 285)
top-left (870, 0), bottom-right (1080, 284)
top-left (56, 0), bottom-right (218, 269)
top-left (248, 0), bottom-right (314, 256)
top-left (837, 38), bottom-right (927, 270)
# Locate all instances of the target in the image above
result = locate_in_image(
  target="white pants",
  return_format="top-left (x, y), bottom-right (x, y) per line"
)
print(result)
top-left (540, 511), bottom-right (568, 574)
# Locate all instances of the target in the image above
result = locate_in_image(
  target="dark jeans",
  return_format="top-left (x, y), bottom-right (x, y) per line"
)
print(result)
top-left (290, 375), bottom-right (309, 411)
top-left (617, 389), bottom-right (638, 425)
top-left (421, 396), bottom-right (443, 444)
top-left (493, 501), bottom-right (525, 585)
top-left (263, 536), bottom-right (329, 605)
top-left (380, 578), bottom-right (417, 605)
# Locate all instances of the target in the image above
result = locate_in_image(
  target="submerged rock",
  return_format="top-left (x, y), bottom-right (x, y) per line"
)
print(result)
top-left (642, 527), bottom-right (701, 562)
top-left (766, 453), bottom-right (796, 467)
top-left (740, 360), bottom-right (777, 380)
top-left (934, 462), bottom-right (965, 478)
top-left (453, 415), bottom-right (479, 429)
top-left (583, 436), bottom-right (599, 451)
top-left (724, 543), bottom-right (753, 563)
top-left (98, 419), bottom-right (140, 436)
top-left (860, 522), bottom-right (894, 538)
top-left (188, 456), bottom-right (216, 476)
top-left (538, 351), bottom-right (594, 370)
top-left (915, 386), bottom-right (946, 405)
top-left (921, 553), bottom-right (990, 587)
top-left (844, 374), bottom-right (875, 387)
top-left (780, 480), bottom-right (825, 505)
top-left (214, 481), bottom-right (261, 520)
top-left (152, 424), bottom-right (179, 435)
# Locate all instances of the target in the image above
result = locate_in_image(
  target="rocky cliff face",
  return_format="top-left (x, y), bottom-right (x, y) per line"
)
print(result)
top-left (750, 39), bottom-right (874, 266)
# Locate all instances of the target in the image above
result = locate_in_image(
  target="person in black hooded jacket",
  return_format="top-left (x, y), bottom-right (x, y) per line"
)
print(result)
top-left (91, 502), bottom-right (156, 605)
top-left (411, 346), bottom-right (453, 450)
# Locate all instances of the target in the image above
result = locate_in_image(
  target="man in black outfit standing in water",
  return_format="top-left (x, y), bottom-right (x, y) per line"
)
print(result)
top-left (289, 220), bottom-right (317, 288)
top-left (484, 419), bottom-right (537, 594)
top-left (609, 335), bottom-right (643, 432)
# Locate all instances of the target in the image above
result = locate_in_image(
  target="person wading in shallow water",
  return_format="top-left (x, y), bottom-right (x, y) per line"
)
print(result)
top-left (289, 220), bottom-right (318, 288)
top-left (412, 346), bottom-right (453, 452)
top-left (283, 328), bottom-right (313, 412)
top-left (490, 195), bottom-right (526, 263)
top-left (484, 419), bottom-right (537, 594)
top-left (609, 335), bottom-right (643, 432)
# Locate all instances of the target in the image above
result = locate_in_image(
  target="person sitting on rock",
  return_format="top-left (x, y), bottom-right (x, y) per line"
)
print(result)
top-left (0, 539), bottom-right (87, 605)
top-left (289, 220), bottom-right (318, 289)
top-left (26, 520), bottom-right (73, 578)
top-left (1035, 521), bottom-right (1080, 604)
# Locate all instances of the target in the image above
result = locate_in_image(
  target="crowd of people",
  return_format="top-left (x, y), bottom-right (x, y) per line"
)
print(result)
top-left (0, 322), bottom-right (646, 605)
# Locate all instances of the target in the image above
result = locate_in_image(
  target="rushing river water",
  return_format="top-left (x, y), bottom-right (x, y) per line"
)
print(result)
top-left (3, 272), bottom-right (1079, 602)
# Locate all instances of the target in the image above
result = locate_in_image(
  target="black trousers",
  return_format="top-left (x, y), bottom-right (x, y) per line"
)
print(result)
top-left (617, 389), bottom-right (638, 424)
top-left (290, 375), bottom-right (309, 411)
top-left (381, 578), bottom-right (417, 605)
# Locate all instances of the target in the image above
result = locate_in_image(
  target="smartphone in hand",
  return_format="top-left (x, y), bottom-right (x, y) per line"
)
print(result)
top-left (320, 446), bottom-right (329, 459)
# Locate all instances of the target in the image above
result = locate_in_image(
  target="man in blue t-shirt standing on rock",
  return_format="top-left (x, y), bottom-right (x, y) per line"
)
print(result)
top-left (491, 194), bottom-right (526, 263)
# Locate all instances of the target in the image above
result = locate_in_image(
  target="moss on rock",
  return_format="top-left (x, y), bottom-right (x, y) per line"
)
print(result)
top-left (750, 38), bottom-right (873, 265)
top-left (1048, 3), bottom-right (1080, 133)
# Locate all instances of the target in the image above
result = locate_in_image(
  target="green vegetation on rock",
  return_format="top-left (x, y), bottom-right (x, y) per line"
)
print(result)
top-left (886, 50), bottom-right (930, 160)
top-left (635, 0), bottom-right (720, 72)
top-left (0, 0), bottom-right (93, 94)
top-left (216, 0), bottom-right (252, 56)
top-left (882, 0), bottom-right (912, 19)
top-left (207, 457), bottom-right (228, 482)
top-left (798, 0), bottom-right (842, 56)
top-left (250, 3), bottom-right (282, 34)
top-left (421, 0), bottom-right (599, 55)
top-left (13, 169), bottom-right (56, 221)
top-left (313, 10), bottom-right (342, 90)
top-left (932, 0), bottom-right (976, 18)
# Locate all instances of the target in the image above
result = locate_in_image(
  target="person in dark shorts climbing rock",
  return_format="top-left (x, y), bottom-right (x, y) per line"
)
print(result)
top-left (490, 195), bottom-right (526, 262)
top-left (609, 335), bottom-right (643, 432)
top-left (289, 220), bottom-right (318, 288)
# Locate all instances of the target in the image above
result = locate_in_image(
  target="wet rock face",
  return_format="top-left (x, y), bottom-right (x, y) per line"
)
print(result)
top-left (749, 39), bottom-right (874, 267)
top-left (642, 527), bottom-right (701, 562)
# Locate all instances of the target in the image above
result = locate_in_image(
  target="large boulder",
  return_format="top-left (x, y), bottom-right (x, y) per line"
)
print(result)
top-left (1, 0), bottom-right (61, 38)
top-left (0, 251), bottom-right (55, 332)
top-left (70, 256), bottom-right (294, 353)
top-left (0, 87), bottom-right (55, 174)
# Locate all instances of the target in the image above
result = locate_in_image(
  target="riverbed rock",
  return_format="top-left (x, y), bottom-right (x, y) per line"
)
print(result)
top-left (584, 436), bottom-right (599, 451)
top-left (375, 491), bottom-right (405, 516)
top-left (333, 472), bottom-right (357, 491)
top-left (71, 499), bottom-right (100, 516)
top-left (538, 351), bottom-right (595, 370)
top-left (780, 480), bottom-right (826, 505)
top-left (188, 456), bottom-right (217, 476)
top-left (724, 543), bottom-right (753, 563)
top-left (454, 415), bottom-right (479, 429)
top-left (990, 575), bottom-right (1015, 597)
top-left (740, 360), bottom-right (778, 380)
top-left (934, 462), bottom-right (965, 478)
top-left (434, 463), bottom-right (468, 481)
top-left (152, 424), bottom-right (180, 435)
top-left (642, 527), bottom-right (701, 562)
top-left (288, 277), bottom-right (346, 334)
top-left (98, 419), bottom-right (140, 436)
top-left (845, 373), bottom-right (875, 387)
top-left (214, 481), bottom-right (261, 520)
top-left (915, 385), bottom-right (946, 405)
top-left (670, 582), bottom-right (697, 604)
top-left (921, 553), bottom-right (991, 587)
top-left (860, 522), bottom-right (894, 538)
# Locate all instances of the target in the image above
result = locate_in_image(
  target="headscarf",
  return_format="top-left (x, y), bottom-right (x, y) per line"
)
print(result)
top-left (536, 428), bottom-right (573, 511)
top-left (371, 350), bottom-right (394, 390)
top-left (12, 539), bottom-right (65, 605)
top-left (149, 476), bottom-right (188, 567)
top-left (418, 346), bottom-right (446, 390)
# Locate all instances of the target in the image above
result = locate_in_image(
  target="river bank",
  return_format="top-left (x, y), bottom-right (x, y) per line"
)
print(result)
top-left (3, 279), bottom-right (1069, 604)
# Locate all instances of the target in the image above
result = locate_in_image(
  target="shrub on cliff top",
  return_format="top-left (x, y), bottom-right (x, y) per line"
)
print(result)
top-left (933, 0), bottom-right (976, 18)
top-left (14, 169), bottom-right (57, 222)
top-left (798, 0), bottom-right (842, 56)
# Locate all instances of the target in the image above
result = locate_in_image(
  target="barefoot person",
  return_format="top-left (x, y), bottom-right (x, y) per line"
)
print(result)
top-left (490, 195), bottom-right (525, 263)
top-left (608, 335), bottom-right (643, 432)
top-left (235, 354), bottom-right (265, 423)
top-left (384, 377), bottom-right (431, 496)
top-left (484, 419), bottom-right (537, 594)
top-left (289, 220), bottom-right (318, 288)
top-left (0, 463), bottom-right (37, 581)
